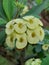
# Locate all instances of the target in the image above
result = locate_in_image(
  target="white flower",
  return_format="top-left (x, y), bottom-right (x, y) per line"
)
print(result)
top-left (34, 17), bottom-right (43, 26)
top-left (16, 33), bottom-right (27, 49)
top-left (38, 26), bottom-right (45, 41)
top-left (35, 59), bottom-right (42, 64)
top-left (31, 59), bottom-right (41, 65)
top-left (23, 16), bottom-right (43, 29)
top-left (5, 20), bottom-right (15, 35)
top-left (23, 16), bottom-right (39, 29)
top-left (14, 19), bottom-right (27, 34)
top-left (5, 35), bottom-right (15, 49)
top-left (27, 29), bottom-right (39, 44)
top-left (6, 20), bottom-right (15, 28)
top-left (5, 28), bottom-right (14, 35)
top-left (31, 61), bottom-right (36, 65)
top-left (25, 58), bottom-right (34, 65)
top-left (42, 44), bottom-right (49, 51)
top-left (25, 58), bottom-right (41, 65)
top-left (21, 5), bottom-right (29, 15)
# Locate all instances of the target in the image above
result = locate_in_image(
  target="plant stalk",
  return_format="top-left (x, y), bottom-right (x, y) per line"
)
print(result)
top-left (20, 49), bottom-right (25, 65)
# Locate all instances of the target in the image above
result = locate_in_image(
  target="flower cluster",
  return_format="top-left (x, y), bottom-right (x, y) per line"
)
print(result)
top-left (21, 5), bottom-right (29, 15)
top-left (5, 16), bottom-right (44, 49)
top-left (25, 58), bottom-right (42, 65)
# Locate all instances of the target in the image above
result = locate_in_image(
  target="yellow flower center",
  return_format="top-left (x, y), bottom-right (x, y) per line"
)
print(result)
top-left (19, 37), bottom-right (24, 43)
top-left (44, 45), bottom-right (48, 48)
top-left (18, 23), bottom-right (23, 28)
top-left (9, 25), bottom-right (13, 29)
top-left (29, 19), bottom-right (33, 24)
top-left (31, 32), bottom-right (36, 37)
top-left (10, 36), bottom-right (13, 42)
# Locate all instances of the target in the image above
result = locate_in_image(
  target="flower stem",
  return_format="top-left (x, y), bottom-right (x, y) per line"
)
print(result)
top-left (20, 49), bottom-right (25, 65)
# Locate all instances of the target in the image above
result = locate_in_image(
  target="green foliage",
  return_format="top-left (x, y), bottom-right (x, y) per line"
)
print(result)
top-left (0, 18), bottom-right (7, 45)
top-left (25, 45), bottom-right (34, 57)
top-left (43, 29), bottom-right (49, 44)
top-left (35, 0), bottom-right (43, 5)
top-left (0, 18), bottom-right (7, 25)
top-left (41, 55), bottom-right (49, 65)
top-left (18, 0), bottom-right (27, 5)
top-left (0, 55), bottom-right (13, 65)
top-left (3, 0), bottom-right (16, 21)
top-left (34, 44), bottom-right (42, 53)
top-left (15, 2), bottom-right (24, 9)
top-left (0, 29), bottom-right (6, 45)
top-left (26, 0), bottom-right (49, 18)
top-left (0, 0), bottom-right (7, 20)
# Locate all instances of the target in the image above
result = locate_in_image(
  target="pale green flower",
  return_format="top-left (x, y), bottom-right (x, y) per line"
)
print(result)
top-left (35, 59), bottom-right (41, 62)
top-left (25, 58), bottom-right (41, 65)
top-left (25, 58), bottom-right (34, 65)
top-left (16, 33), bottom-right (27, 49)
top-left (23, 16), bottom-right (38, 29)
top-left (23, 16), bottom-right (43, 29)
top-left (38, 26), bottom-right (45, 41)
top-left (5, 20), bottom-right (15, 35)
top-left (27, 29), bottom-right (39, 44)
top-left (14, 19), bottom-right (27, 34)
top-left (21, 5), bottom-right (29, 15)
top-left (42, 44), bottom-right (49, 51)
top-left (6, 35), bottom-right (15, 49)
top-left (34, 17), bottom-right (43, 26)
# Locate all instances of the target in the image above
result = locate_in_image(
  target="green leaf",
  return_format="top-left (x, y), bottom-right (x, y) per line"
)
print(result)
top-left (41, 55), bottom-right (49, 65)
top-left (3, 0), bottom-right (16, 21)
top-left (43, 29), bottom-right (49, 44)
top-left (0, 0), bottom-right (7, 20)
top-left (0, 29), bottom-right (6, 45)
top-left (0, 18), bottom-right (7, 25)
top-left (26, 0), bottom-right (49, 18)
top-left (18, 0), bottom-right (27, 4)
top-left (35, 44), bottom-right (42, 53)
top-left (0, 55), bottom-right (13, 65)
top-left (46, 27), bottom-right (49, 30)
top-left (35, 0), bottom-right (43, 5)
top-left (25, 45), bottom-right (34, 57)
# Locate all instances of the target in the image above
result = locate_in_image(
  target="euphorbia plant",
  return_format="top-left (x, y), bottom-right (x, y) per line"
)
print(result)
top-left (0, 0), bottom-right (49, 65)
top-left (5, 15), bottom-right (44, 65)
